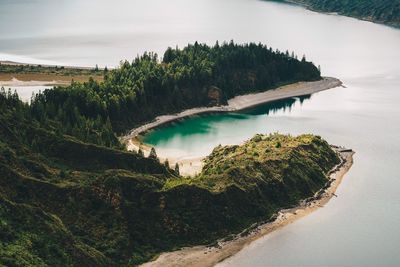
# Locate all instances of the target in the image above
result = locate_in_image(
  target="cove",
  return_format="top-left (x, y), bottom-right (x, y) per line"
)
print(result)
top-left (142, 95), bottom-right (312, 159)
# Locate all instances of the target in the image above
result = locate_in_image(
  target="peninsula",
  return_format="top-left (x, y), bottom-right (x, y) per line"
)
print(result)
top-left (142, 141), bottom-right (354, 267)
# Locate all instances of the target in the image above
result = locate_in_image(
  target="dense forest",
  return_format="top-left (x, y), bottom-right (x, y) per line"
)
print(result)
top-left (0, 88), bottom-right (339, 265)
top-left (275, 0), bottom-right (400, 28)
top-left (28, 42), bottom-right (320, 147)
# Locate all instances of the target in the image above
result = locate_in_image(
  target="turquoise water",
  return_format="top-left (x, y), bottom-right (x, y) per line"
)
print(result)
top-left (1, 0), bottom-right (400, 266)
top-left (142, 96), bottom-right (311, 158)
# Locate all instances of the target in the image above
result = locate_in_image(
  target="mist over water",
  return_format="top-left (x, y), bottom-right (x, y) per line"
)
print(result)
top-left (1, 0), bottom-right (400, 266)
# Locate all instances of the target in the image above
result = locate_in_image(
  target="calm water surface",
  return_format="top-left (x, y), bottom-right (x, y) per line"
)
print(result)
top-left (1, 0), bottom-right (400, 266)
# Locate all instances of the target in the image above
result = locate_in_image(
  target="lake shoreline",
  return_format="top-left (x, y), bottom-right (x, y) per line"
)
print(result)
top-left (141, 148), bottom-right (354, 267)
top-left (281, 0), bottom-right (400, 29)
top-left (121, 77), bottom-right (342, 144)
top-left (123, 77), bottom-right (343, 176)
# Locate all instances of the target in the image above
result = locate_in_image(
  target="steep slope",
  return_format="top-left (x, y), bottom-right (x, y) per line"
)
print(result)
top-left (0, 194), bottom-right (112, 267)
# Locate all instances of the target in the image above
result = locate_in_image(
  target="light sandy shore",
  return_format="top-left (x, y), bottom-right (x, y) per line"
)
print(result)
top-left (122, 77), bottom-right (342, 143)
top-left (126, 139), bottom-right (204, 176)
top-left (140, 148), bottom-right (354, 267)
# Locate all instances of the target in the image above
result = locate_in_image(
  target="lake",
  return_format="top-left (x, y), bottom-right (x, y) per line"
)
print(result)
top-left (1, 0), bottom-right (400, 266)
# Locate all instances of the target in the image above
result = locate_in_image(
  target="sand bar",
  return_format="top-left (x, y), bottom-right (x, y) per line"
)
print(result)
top-left (140, 148), bottom-right (354, 267)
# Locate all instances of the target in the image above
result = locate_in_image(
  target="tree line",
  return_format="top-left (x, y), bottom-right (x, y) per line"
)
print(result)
top-left (9, 41), bottom-right (321, 148)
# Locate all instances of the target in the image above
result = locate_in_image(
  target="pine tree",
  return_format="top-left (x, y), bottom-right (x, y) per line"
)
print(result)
top-left (30, 92), bottom-right (36, 104)
top-left (1, 87), bottom-right (6, 97)
top-left (149, 147), bottom-right (158, 160)
top-left (164, 159), bottom-right (170, 169)
top-left (174, 163), bottom-right (180, 176)
top-left (138, 147), bottom-right (144, 157)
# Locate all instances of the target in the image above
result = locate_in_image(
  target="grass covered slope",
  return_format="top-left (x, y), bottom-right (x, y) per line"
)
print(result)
top-left (166, 134), bottom-right (339, 211)
top-left (276, 0), bottom-right (400, 28)
top-left (0, 194), bottom-right (112, 267)
top-left (199, 134), bottom-right (339, 192)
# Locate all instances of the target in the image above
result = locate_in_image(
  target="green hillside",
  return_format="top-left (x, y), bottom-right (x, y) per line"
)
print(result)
top-left (276, 0), bottom-right (400, 28)
top-left (0, 42), bottom-right (339, 266)
top-left (0, 92), bottom-right (338, 266)
top-left (28, 42), bottom-right (320, 147)
top-left (0, 95), bottom-right (339, 265)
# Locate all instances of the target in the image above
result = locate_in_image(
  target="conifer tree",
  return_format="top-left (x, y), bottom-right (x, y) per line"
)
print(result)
top-left (164, 159), bottom-right (170, 169)
top-left (138, 147), bottom-right (144, 157)
top-left (174, 163), bottom-right (180, 176)
top-left (149, 147), bottom-right (158, 160)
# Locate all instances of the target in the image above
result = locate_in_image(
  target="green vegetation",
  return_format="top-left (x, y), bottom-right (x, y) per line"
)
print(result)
top-left (275, 0), bottom-right (400, 28)
top-left (0, 195), bottom-right (113, 267)
top-left (164, 134), bottom-right (339, 194)
top-left (0, 89), bottom-right (339, 265)
top-left (200, 133), bottom-right (338, 191)
top-left (0, 42), bottom-right (334, 266)
top-left (29, 42), bottom-right (320, 146)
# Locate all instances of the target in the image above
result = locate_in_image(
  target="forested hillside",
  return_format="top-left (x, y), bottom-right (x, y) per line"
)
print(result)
top-left (0, 91), bottom-right (339, 265)
top-left (29, 42), bottom-right (320, 147)
top-left (0, 42), bottom-right (332, 266)
top-left (276, 0), bottom-right (400, 28)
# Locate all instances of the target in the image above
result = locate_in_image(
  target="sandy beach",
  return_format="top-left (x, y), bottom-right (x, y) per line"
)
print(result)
top-left (124, 77), bottom-right (343, 176)
top-left (126, 139), bottom-right (204, 176)
top-left (140, 148), bottom-right (354, 267)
